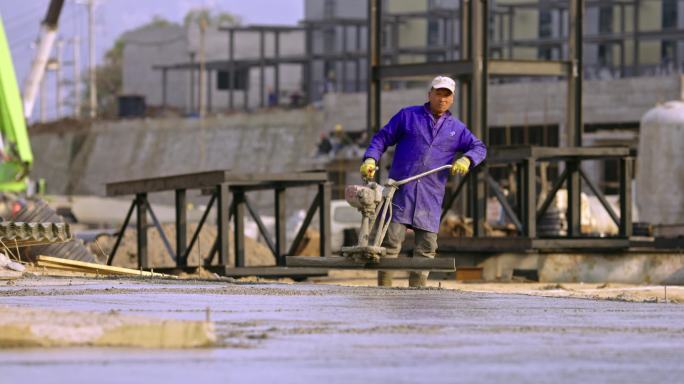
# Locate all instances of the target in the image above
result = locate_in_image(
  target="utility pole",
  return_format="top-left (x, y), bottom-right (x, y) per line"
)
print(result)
top-left (73, 36), bottom-right (81, 118)
top-left (87, 0), bottom-right (97, 119)
top-left (55, 39), bottom-right (64, 119)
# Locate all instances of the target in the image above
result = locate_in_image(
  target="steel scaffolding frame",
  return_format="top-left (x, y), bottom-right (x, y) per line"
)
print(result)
top-left (152, 0), bottom-right (684, 113)
top-left (367, 0), bottom-right (634, 251)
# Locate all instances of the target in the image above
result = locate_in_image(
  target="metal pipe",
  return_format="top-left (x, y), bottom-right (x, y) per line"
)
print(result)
top-left (391, 164), bottom-right (452, 187)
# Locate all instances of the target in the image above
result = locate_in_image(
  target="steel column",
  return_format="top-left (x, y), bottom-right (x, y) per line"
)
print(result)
top-left (567, 0), bottom-right (583, 147)
top-left (274, 30), bottom-right (280, 106)
top-left (228, 29), bottom-right (235, 110)
top-left (318, 182), bottom-right (332, 257)
top-left (216, 183), bottom-right (230, 266)
top-left (390, 16), bottom-right (399, 64)
top-left (619, 3), bottom-right (626, 77)
top-left (523, 158), bottom-right (536, 238)
top-left (469, 0), bottom-right (488, 236)
top-left (341, 25), bottom-right (347, 92)
top-left (189, 53), bottom-right (196, 114)
top-left (161, 68), bottom-right (167, 108)
top-left (259, 30), bottom-right (265, 108)
top-left (136, 193), bottom-right (148, 269)
top-left (507, 6), bottom-right (513, 58)
top-left (305, 25), bottom-right (314, 105)
top-left (515, 162), bottom-right (525, 221)
top-left (274, 188), bottom-right (287, 266)
top-left (458, 0), bottom-right (471, 218)
top-left (243, 71), bottom-right (250, 111)
top-left (355, 24), bottom-right (362, 92)
top-left (632, 0), bottom-right (640, 75)
top-left (367, 0), bottom-right (382, 150)
top-left (175, 189), bottom-right (187, 266)
top-left (619, 157), bottom-right (633, 237)
top-left (566, 161), bottom-right (581, 237)
top-left (446, 15), bottom-right (455, 60)
top-left (234, 190), bottom-right (246, 267)
top-left (206, 69), bottom-right (212, 113)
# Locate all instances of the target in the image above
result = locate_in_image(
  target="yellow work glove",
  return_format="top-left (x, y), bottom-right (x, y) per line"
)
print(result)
top-left (360, 158), bottom-right (377, 181)
top-left (451, 157), bottom-right (471, 176)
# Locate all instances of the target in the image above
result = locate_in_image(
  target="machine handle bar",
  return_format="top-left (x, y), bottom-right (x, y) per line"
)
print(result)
top-left (390, 164), bottom-right (453, 187)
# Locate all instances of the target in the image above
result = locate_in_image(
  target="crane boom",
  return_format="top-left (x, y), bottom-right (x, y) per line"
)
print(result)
top-left (21, 0), bottom-right (65, 119)
top-left (0, 14), bottom-right (33, 191)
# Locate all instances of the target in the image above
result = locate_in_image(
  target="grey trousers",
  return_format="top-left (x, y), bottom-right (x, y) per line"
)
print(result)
top-left (378, 221), bottom-right (438, 287)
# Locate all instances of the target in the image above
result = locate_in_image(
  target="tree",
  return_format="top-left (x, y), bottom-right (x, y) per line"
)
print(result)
top-left (183, 8), bottom-right (241, 28)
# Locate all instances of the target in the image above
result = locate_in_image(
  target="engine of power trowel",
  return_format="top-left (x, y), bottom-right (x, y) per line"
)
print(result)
top-left (340, 182), bottom-right (395, 262)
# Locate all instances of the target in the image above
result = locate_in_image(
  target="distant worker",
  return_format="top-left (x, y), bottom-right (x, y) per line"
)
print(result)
top-left (317, 132), bottom-right (333, 156)
top-left (330, 124), bottom-right (353, 153)
top-left (267, 87), bottom-right (277, 107)
top-left (360, 76), bottom-right (487, 288)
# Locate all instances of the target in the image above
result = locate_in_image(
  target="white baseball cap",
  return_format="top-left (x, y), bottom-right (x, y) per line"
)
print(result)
top-left (430, 76), bottom-right (455, 94)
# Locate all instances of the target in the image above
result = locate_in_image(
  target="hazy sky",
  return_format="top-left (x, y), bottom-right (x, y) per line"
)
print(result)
top-left (0, 0), bottom-right (304, 119)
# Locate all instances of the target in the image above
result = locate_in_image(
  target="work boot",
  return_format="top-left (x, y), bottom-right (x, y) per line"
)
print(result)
top-left (408, 271), bottom-right (427, 288)
top-left (378, 271), bottom-right (394, 287)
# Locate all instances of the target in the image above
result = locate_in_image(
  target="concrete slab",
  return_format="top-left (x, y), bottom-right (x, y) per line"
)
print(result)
top-left (0, 306), bottom-right (215, 348)
top-left (0, 277), bottom-right (683, 383)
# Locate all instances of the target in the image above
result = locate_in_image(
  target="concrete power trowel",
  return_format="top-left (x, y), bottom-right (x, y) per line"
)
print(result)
top-left (341, 164), bottom-right (453, 264)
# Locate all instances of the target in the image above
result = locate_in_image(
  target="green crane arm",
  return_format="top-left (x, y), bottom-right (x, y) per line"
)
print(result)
top-left (0, 14), bottom-right (34, 192)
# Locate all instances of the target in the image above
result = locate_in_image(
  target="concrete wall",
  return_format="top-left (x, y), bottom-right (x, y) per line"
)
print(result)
top-left (474, 251), bottom-right (684, 284)
top-left (323, 75), bottom-right (684, 134)
top-left (29, 110), bottom-right (325, 213)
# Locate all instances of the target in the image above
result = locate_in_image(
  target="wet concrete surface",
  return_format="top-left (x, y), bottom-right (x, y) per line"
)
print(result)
top-left (1, 277), bottom-right (683, 383)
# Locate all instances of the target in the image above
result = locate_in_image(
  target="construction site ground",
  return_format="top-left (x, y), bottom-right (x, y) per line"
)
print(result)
top-left (1, 273), bottom-right (683, 383)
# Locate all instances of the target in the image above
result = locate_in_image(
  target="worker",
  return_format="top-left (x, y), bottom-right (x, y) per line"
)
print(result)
top-left (360, 75), bottom-right (487, 288)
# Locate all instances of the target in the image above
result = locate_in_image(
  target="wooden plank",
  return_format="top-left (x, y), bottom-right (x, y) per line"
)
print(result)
top-left (34, 262), bottom-right (95, 274)
top-left (286, 256), bottom-right (455, 271)
top-left (35, 255), bottom-right (173, 277)
top-left (35, 261), bottom-right (126, 275)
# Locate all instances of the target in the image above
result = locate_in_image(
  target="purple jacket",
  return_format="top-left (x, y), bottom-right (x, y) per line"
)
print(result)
top-left (364, 103), bottom-right (487, 233)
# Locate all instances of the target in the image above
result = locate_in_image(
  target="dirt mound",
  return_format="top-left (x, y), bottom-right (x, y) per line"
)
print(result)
top-left (92, 222), bottom-right (275, 268)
